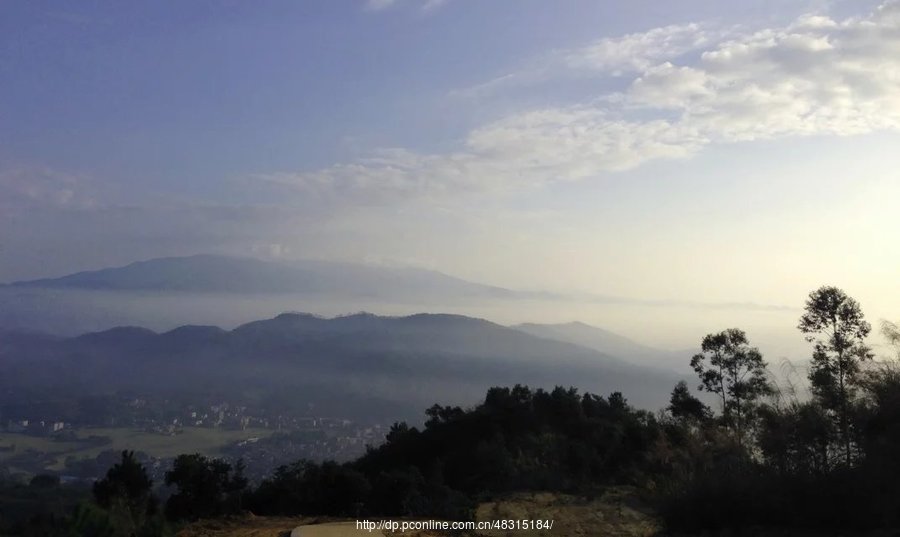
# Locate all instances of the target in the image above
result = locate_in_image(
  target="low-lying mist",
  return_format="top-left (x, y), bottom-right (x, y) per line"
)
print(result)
top-left (0, 286), bottom-right (808, 363)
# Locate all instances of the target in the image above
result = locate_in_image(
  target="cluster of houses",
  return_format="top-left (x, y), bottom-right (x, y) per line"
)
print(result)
top-left (3, 419), bottom-right (67, 435)
top-left (223, 422), bottom-right (389, 479)
top-left (132, 399), bottom-right (364, 437)
top-left (1, 397), bottom-right (393, 482)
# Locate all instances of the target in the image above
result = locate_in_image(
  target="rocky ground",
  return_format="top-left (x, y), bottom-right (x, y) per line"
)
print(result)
top-left (175, 487), bottom-right (660, 537)
top-left (474, 488), bottom-right (659, 537)
top-left (175, 515), bottom-right (306, 537)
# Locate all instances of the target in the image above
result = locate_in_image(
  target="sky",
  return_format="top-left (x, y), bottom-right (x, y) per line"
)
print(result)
top-left (1, 0), bottom-right (899, 349)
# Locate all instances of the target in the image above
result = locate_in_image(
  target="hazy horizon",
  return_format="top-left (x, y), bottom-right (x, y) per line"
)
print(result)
top-left (2, 0), bottom-right (898, 356)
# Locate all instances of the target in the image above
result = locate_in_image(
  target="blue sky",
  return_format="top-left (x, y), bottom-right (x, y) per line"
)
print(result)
top-left (1, 0), bottom-right (898, 345)
top-left (2, 0), bottom-right (833, 184)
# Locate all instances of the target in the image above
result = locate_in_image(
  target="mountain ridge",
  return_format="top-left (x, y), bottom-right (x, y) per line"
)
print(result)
top-left (0, 312), bottom-right (683, 420)
top-left (3, 254), bottom-right (523, 299)
top-left (513, 321), bottom-right (691, 372)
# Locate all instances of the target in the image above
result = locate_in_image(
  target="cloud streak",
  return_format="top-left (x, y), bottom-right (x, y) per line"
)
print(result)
top-left (264, 2), bottom-right (900, 205)
top-left (450, 22), bottom-right (730, 100)
top-left (0, 166), bottom-right (97, 216)
top-left (564, 22), bottom-right (725, 74)
top-left (363, 0), bottom-right (449, 12)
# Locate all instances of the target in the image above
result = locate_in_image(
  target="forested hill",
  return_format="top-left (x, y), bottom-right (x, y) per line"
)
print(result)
top-left (0, 312), bottom-right (682, 421)
top-left (5, 288), bottom-right (900, 537)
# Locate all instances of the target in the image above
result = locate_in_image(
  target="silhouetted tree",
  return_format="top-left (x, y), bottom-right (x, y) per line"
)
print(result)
top-left (68, 503), bottom-right (117, 537)
top-left (92, 451), bottom-right (155, 519)
top-left (690, 328), bottom-right (772, 446)
top-left (424, 404), bottom-right (465, 427)
top-left (668, 381), bottom-right (711, 423)
top-left (29, 474), bottom-right (60, 489)
top-left (164, 454), bottom-right (247, 521)
top-left (798, 286), bottom-right (871, 466)
top-left (248, 459), bottom-right (370, 516)
top-left (385, 422), bottom-right (414, 443)
top-left (226, 459), bottom-right (248, 512)
top-left (90, 450), bottom-right (164, 536)
top-left (882, 320), bottom-right (900, 360)
top-left (758, 401), bottom-right (832, 475)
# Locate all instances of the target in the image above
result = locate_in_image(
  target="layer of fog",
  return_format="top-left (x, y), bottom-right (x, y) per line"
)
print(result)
top-left (0, 287), bottom-right (816, 367)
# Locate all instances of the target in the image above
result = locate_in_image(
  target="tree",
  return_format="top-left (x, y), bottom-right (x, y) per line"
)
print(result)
top-left (225, 459), bottom-right (248, 512)
top-left (92, 451), bottom-right (155, 519)
top-left (882, 320), bottom-right (900, 360)
top-left (757, 401), bottom-right (832, 475)
top-left (248, 460), bottom-right (371, 516)
top-left (798, 286), bottom-right (872, 466)
top-left (690, 328), bottom-right (772, 446)
top-left (29, 474), bottom-right (60, 488)
top-left (91, 450), bottom-right (163, 536)
top-left (668, 381), bottom-right (711, 423)
top-left (164, 454), bottom-right (247, 521)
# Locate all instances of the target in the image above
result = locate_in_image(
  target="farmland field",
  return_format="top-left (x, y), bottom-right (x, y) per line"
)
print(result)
top-left (0, 427), bottom-right (274, 471)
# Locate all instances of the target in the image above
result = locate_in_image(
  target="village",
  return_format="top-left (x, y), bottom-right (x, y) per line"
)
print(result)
top-left (0, 395), bottom-right (389, 483)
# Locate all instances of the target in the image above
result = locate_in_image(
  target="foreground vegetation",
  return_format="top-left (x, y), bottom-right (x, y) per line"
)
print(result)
top-left (3, 285), bottom-right (899, 536)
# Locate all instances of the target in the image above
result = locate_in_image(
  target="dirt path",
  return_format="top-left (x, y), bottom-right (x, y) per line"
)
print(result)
top-left (177, 488), bottom-right (661, 537)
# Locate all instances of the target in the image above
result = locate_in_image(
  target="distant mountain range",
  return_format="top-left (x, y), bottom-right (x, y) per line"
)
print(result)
top-left (4, 254), bottom-right (524, 299)
top-left (513, 321), bottom-right (692, 372)
top-left (0, 254), bottom-right (690, 417)
top-left (0, 313), bottom-right (684, 420)
top-left (0, 254), bottom-right (792, 339)
top-left (0, 255), bottom-right (566, 335)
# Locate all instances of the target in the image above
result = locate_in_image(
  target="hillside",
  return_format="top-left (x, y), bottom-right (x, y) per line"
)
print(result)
top-left (513, 322), bottom-right (690, 372)
top-left (4, 255), bottom-right (518, 299)
top-left (0, 313), bottom-right (681, 421)
top-left (0, 255), bottom-right (556, 336)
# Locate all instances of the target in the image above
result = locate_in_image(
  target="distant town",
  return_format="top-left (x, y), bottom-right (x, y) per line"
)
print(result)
top-left (0, 393), bottom-right (388, 483)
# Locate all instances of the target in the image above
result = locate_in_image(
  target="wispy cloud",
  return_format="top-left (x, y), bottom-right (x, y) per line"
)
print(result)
top-left (363, 0), bottom-right (450, 13)
top-left (421, 0), bottom-right (449, 12)
top-left (625, 5), bottom-right (900, 140)
top-left (450, 22), bottom-right (733, 99)
top-left (268, 1), bottom-right (900, 205)
top-left (0, 166), bottom-right (97, 216)
top-left (580, 294), bottom-right (799, 313)
top-left (363, 0), bottom-right (398, 11)
top-left (254, 109), bottom-right (704, 205)
top-left (564, 22), bottom-right (725, 74)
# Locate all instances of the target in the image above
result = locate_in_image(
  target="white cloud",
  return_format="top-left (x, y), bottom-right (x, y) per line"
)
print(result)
top-left (628, 2), bottom-right (900, 142)
top-left (564, 23), bottom-right (719, 74)
top-left (451, 22), bottom-right (730, 99)
top-left (0, 166), bottom-right (96, 215)
top-left (256, 109), bottom-right (705, 202)
top-left (363, 0), bottom-right (450, 12)
top-left (268, 1), bottom-right (900, 204)
top-left (421, 0), bottom-right (448, 12)
top-left (251, 243), bottom-right (291, 259)
top-left (363, 0), bottom-right (398, 11)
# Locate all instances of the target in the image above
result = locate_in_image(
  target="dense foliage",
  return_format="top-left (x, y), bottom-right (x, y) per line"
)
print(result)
top-left (660, 287), bottom-right (900, 533)
top-left (164, 454), bottom-right (248, 521)
top-left (2, 285), bottom-right (900, 535)
top-left (248, 385), bottom-right (659, 519)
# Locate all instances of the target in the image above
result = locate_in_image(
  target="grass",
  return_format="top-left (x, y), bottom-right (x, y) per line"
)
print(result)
top-left (0, 427), bottom-right (274, 472)
top-left (0, 433), bottom-right (84, 459)
top-left (474, 489), bottom-right (660, 537)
